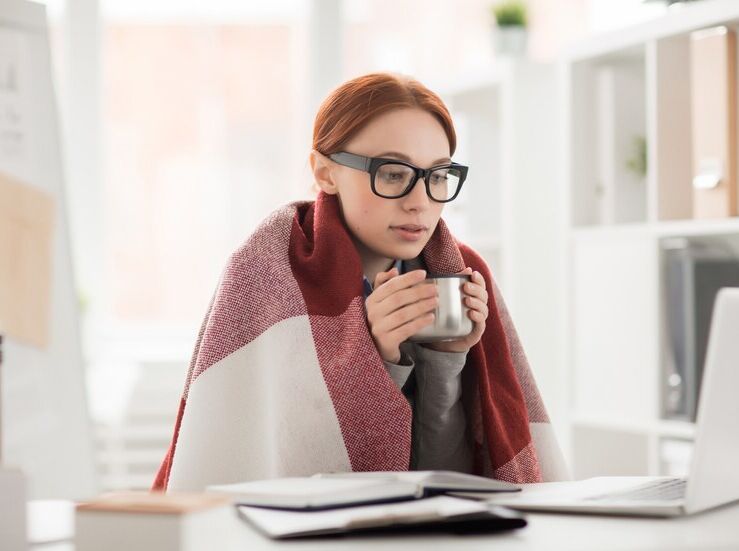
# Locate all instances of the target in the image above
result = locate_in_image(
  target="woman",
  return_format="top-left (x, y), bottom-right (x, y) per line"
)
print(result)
top-left (153, 72), bottom-right (567, 491)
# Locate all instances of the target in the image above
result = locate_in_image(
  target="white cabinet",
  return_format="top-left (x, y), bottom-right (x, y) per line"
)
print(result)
top-left (563, 0), bottom-right (739, 478)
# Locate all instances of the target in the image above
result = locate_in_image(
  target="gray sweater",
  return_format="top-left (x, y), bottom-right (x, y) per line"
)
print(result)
top-left (382, 342), bottom-right (473, 473)
top-left (364, 256), bottom-right (473, 473)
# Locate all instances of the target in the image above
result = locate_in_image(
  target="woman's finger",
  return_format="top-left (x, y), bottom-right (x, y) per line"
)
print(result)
top-left (371, 269), bottom-right (427, 303)
top-left (371, 282), bottom-right (437, 319)
top-left (376, 296), bottom-right (439, 334)
top-left (472, 270), bottom-right (486, 289)
top-left (464, 296), bottom-right (489, 319)
top-left (463, 282), bottom-right (488, 304)
top-left (392, 311), bottom-right (436, 343)
top-left (373, 267), bottom-right (398, 291)
top-left (468, 308), bottom-right (487, 323)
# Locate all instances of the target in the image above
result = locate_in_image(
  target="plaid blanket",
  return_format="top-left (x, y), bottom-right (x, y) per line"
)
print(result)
top-left (153, 191), bottom-right (568, 491)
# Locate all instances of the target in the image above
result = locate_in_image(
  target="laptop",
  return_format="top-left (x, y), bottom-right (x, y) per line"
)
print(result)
top-left (484, 287), bottom-right (739, 517)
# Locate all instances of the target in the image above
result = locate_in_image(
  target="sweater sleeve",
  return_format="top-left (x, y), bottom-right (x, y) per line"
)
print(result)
top-left (381, 345), bottom-right (415, 389)
top-left (409, 343), bottom-right (473, 473)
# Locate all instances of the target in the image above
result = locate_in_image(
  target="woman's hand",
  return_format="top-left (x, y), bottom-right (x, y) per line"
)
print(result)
top-left (422, 267), bottom-right (489, 354)
top-left (366, 268), bottom-right (438, 364)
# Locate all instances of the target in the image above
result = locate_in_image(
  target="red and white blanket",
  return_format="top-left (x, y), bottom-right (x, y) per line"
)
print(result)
top-left (153, 191), bottom-right (568, 491)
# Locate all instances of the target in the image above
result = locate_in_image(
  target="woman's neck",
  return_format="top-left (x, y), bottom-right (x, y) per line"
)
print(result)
top-left (354, 239), bottom-right (396, 288)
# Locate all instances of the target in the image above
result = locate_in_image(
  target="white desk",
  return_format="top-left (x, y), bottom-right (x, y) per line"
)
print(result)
top-left (30, 500), bottom-right (739, 551)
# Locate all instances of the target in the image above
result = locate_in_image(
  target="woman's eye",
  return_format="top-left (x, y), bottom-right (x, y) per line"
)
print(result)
top-left (380, 171), bottom-right (405, 182)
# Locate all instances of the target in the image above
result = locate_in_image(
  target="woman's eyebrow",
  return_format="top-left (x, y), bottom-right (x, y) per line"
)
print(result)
top-left (375, 151), bottom-right (452, 165)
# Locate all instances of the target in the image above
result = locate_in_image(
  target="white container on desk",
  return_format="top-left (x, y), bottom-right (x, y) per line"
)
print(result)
top-left (75, 492), bottom-right (236, 551)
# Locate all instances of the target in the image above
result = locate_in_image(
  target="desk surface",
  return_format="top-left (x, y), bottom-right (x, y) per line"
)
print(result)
top-left (31, 500), bottom-right (739, 551)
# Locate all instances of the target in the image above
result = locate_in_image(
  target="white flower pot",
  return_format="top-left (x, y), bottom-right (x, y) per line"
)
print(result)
top-left (494, 25), bottom-right (527, 57)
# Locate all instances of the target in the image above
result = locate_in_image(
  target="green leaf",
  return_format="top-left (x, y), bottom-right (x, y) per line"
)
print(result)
top-left (492, 1), bottom-right (527, 27)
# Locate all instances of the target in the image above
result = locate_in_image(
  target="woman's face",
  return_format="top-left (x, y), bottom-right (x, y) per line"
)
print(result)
top-left (312, 107), bottom-right (450, 266)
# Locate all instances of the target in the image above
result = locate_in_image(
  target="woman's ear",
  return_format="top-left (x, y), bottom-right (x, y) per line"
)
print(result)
top-left (309, 150), bottom-right (339, 195)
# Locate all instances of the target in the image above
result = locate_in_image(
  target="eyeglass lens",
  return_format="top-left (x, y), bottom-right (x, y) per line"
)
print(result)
top-left (374, 163), bottom-right (462, 201)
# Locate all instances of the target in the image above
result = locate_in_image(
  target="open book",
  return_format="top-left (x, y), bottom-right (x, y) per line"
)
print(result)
top-left (207, 470), bottom-right (519, 511)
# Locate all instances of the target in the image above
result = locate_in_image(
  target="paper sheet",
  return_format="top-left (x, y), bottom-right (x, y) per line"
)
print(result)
top-left (0, 171), bottom-right (55, 348)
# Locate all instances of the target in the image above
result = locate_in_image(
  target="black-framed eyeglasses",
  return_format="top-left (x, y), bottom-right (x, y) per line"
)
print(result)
top-left (328, 151), bottom-right (468, 203)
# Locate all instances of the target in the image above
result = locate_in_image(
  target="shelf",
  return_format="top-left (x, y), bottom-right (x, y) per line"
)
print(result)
top-left (571, 222), bottom-right (652, 240)
top-left (566, 0), bottom-right (739, 62)
top-left (652, 217), bottom-right (739, 237)
top-left (572, 415), bottom-right (696, 440)
top-left (656, 419), bottom-right (697, 440)
top-left (567, 1), bottom-right (739, 227)
top-left (571, 217), bottom-right (739, 239)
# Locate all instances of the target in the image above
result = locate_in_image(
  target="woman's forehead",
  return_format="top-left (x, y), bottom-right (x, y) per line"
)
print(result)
top-left (348, 109), bottom-right (451, 164)
top-left (373, 150), bottom-right (451, 165)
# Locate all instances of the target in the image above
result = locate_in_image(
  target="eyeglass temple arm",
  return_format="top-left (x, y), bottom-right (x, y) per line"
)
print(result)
top-left (329, 152), bottom-right (371, 172)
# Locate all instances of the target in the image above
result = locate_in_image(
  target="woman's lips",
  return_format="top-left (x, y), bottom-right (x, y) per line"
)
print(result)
top-left (391, 226), bottom-right (427, 241)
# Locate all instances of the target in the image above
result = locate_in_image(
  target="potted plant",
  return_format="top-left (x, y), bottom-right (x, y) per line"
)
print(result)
top-left (625, 135), bottom-right (648, 180)
top-left (491, 1), bottom-right (528, 57)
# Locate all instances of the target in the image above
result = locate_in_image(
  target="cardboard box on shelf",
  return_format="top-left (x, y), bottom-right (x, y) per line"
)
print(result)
top-left (690, 26), bottom-right (738, 219)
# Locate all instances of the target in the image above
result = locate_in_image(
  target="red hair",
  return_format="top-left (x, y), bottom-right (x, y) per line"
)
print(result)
top-left (312, 72), bottom-right (457, 157)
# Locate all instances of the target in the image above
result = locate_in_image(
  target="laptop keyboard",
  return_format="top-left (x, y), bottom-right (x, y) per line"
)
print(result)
top-left (585, 478), bottom-right (687, 502)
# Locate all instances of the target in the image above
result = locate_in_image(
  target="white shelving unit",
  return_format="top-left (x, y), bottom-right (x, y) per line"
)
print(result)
top-left (432, 60), bottom-right (568, 442)
top-left (562, 0), bottom-right (739, 479)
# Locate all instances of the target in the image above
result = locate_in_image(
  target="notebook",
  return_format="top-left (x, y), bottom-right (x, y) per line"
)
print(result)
top-left (313, 470), bottom-right (520, 495)
top-left (207, 470), bottom-right (519, 511)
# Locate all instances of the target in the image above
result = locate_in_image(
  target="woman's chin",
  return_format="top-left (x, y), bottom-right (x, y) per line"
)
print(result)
top-left (358, 234), bottom-right (429, 263)
top-left (389, 241), bottom-right (428, 260)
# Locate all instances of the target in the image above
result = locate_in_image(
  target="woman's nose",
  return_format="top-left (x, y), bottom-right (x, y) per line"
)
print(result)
top-left (402, 177), bottom-right (430, 210)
